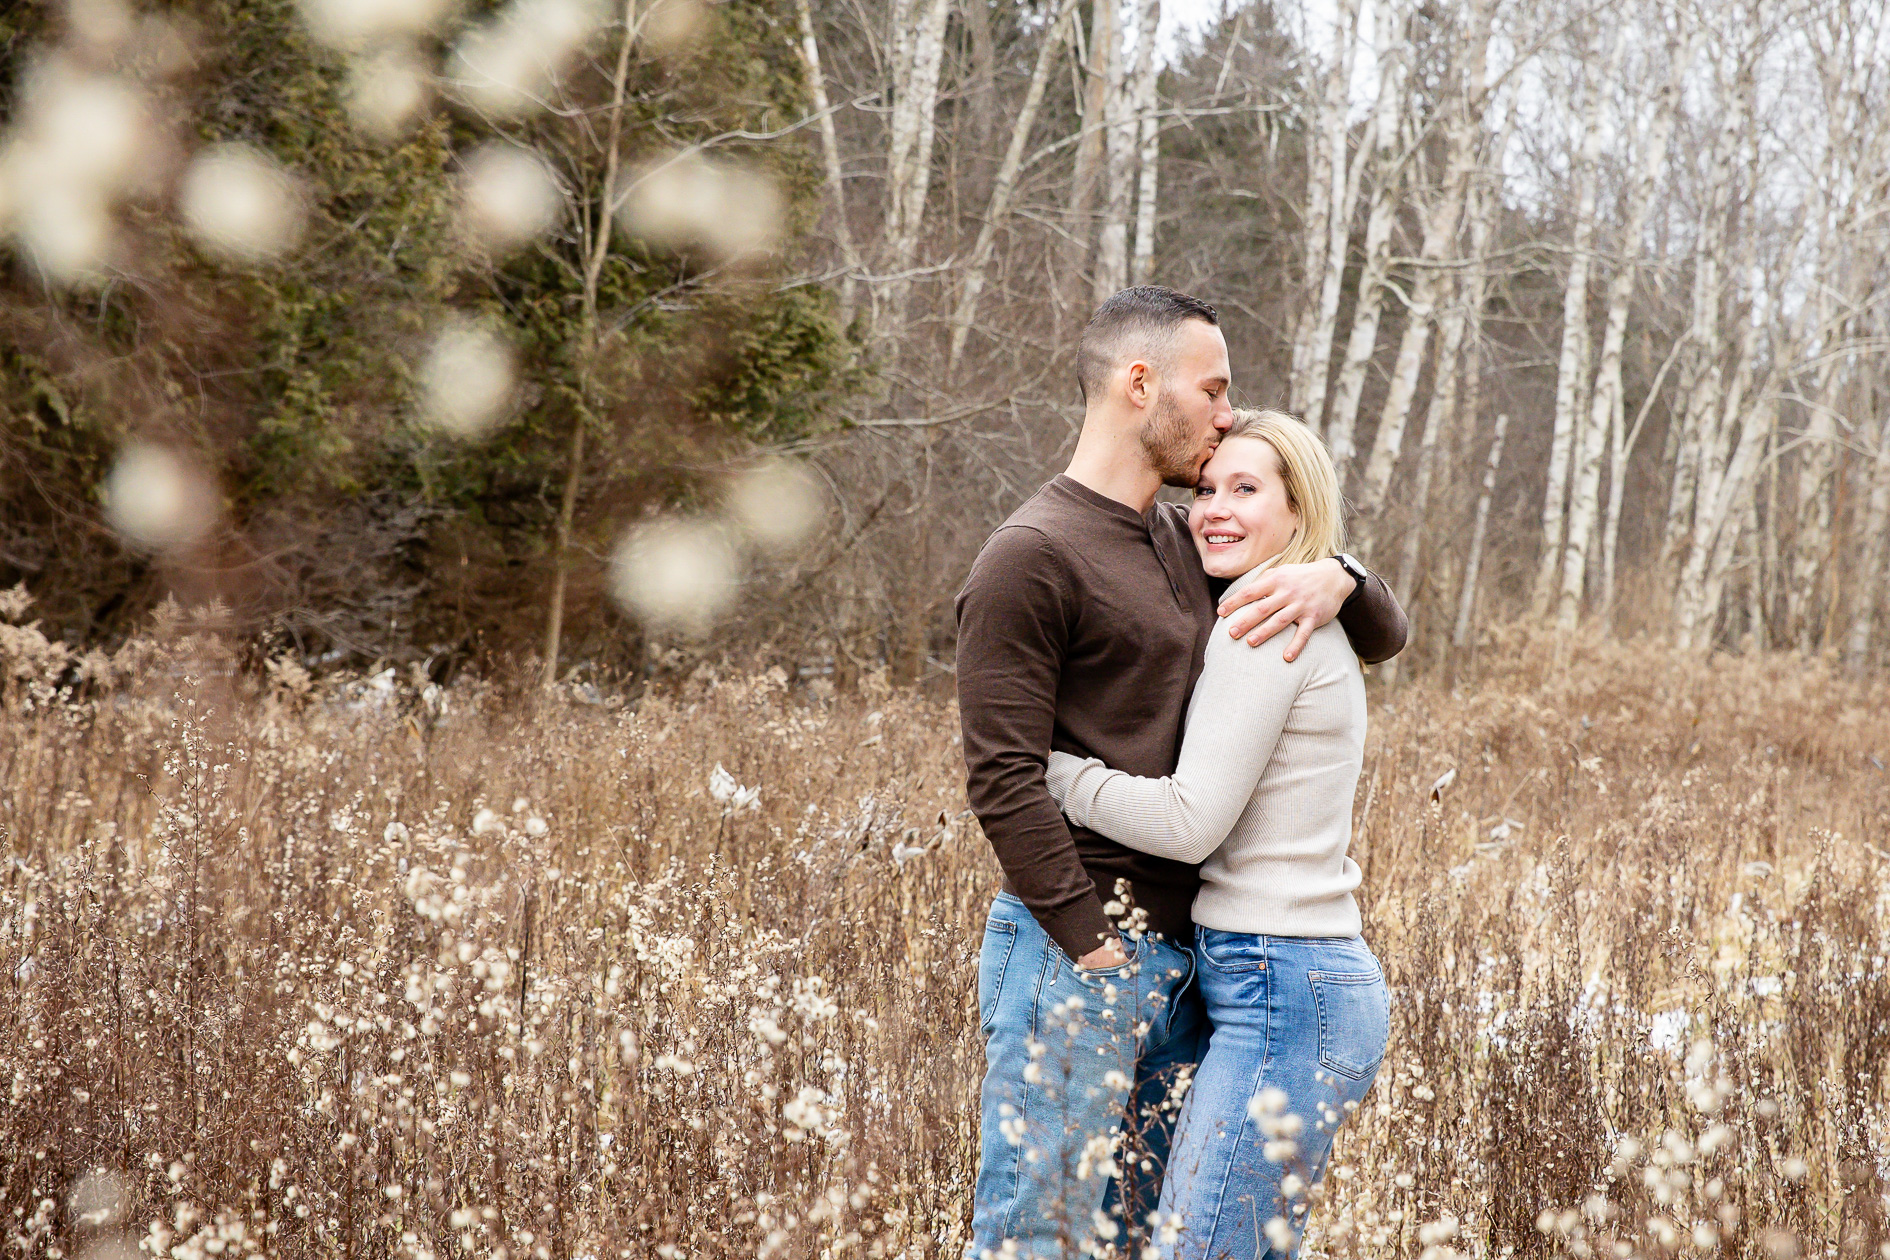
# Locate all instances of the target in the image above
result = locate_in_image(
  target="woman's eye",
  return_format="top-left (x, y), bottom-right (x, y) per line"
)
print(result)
top-left (1236, 482), bottom-right (1256, 494)
top-left (1194, 485), bottom-right (1212, 497)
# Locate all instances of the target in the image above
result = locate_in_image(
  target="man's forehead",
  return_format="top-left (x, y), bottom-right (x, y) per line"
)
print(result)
top-left (1173, 320), bottom-right (1229, 370)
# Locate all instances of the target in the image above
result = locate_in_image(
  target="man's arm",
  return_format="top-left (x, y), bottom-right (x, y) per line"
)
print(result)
top-left (955, 527), bottom-right (1121, 964)
top-left (1217, 559), bottom-right (1408, 665)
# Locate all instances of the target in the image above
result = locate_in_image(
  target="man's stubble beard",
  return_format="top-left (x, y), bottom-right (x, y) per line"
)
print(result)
top-left (1139, 388), bottom-right (1209, 488)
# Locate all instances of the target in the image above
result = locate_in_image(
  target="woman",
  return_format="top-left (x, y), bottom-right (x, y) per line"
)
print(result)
top-left (1044, 409), bottom-right (1389, 1260)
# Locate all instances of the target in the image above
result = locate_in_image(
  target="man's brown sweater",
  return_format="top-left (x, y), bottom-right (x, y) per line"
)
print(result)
top-left (954, 474), bottom-right (1407, 961)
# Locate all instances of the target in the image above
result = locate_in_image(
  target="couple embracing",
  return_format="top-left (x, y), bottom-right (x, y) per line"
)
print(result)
top-left (955, 286), bottom-right (1407, 1260)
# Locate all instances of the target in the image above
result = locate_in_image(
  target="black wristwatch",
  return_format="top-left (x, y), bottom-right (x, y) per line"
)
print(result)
top-left (1334, 553), bottom-right (1368, 599)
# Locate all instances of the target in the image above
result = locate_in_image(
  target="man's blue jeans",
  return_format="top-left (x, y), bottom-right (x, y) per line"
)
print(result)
top-left (967, 892), bottom-right (1208, 1259)
top-left (1156, 931), bottom-right (1390, 1260)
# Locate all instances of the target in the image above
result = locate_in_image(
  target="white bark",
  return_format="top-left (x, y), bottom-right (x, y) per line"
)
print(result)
top-left (1325, 0), bottom-right (1410, 475)
top-left (1784, 365), bottom-right (1839, 647)
top-left (1290, 0), bottom-right (1363, 419)
top-left (1453, 411), bottom-right (1509, 650)
top-left (1129, 0), bottom-right (1161, 286)
top-left (947, 0), bottom-right (1079, 370)
top-left (1093, 0), bottom-right (1136, 302)
top-left (1531, 35), bottom-right (1620, 618)
top-left (1675, 256), bottom-right (1775, 651)
top-left (1354, 0), bottom-right (1492, 522)
top-left (1662, 53), bottom-right (1749, 571)
top-left (1555, 31), bottom-right (1692, 633)
top-left (793, 0), bottom-right (860, 332)
top-left (1846, 411), bottom-right (1890, 671)
top-left (1064, 0), bottom-right (1116, 307)
top-left (880, 0), bottom-right (954, 350)
top-left (1601, 332), bottom-right (1686, 619)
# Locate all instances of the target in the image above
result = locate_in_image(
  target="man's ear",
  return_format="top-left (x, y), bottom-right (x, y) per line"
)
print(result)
top-left (1124, 359), bottom-right (1154, 408)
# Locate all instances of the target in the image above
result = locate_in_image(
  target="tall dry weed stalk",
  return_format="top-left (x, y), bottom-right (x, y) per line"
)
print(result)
top-left (3, 591), bottom-right (1887, 1259)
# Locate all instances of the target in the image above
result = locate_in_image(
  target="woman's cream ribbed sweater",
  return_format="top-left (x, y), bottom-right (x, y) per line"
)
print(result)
top-left (1044, 565), bottom-right (1367, 937)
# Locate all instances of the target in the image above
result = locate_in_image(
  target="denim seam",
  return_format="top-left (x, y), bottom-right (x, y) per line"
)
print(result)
top-left (1202, 945), bottom-right (1271, 1260)
top-left (1306, 971), bottom-right (1381, 1081)
top-left (980, 920), bottom-right (1019, 1033)
top-left (996, 933), bottom-right (1060, 1245)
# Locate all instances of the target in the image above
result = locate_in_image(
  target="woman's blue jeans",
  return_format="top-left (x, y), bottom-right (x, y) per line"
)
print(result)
top-left (1157, 931), bottom-right (1390, 1260)
top-left (966, 893), bottom-right (1209, 1259)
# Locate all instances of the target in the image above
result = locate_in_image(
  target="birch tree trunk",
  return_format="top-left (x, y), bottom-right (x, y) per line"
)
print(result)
top-left (1063, 0), bottom-right (1117, 310)
top-left (1092, 0), bottom-right (1135, 303)
top-left (880, 0), bottom-right (954, 353)
top-left (1661, 55), bottom-right (1749, 573)
top-left (947, 0), bottom-right (1078, 370)
top-left (1354, 0), bottom-right (1492, 523)
top-left (1784, 362), bottom-right (1839, 648)
top-left (1555, 31), bottom-right (1692, 633)
top-left (1453, 411), bottom-right (1509, 650)
top-left (1675, 255), bottom-right (1775, 651)
top-left (1530, 35), bottom-right (1618, 618)
top-left (1845, 410), bottom-right (1890, 672)
top-left (794, 0), bottom-right (861, 333)
top-left (1325, 0), bottom-right (1410, 474)
top-left (1290, 0), bottom-right (1363, 419)
top-left (1129, 0), bottom-right (1161, 286)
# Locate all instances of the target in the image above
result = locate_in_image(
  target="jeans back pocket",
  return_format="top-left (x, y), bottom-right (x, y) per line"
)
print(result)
top-left (979, 919), bottom-right (1019, 1032)
top-left (1307, 968), bottom-right (1390, 1081)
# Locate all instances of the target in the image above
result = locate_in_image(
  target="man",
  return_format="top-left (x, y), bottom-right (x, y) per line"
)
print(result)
top-left (955, 287), bottom-right (1406, 1258)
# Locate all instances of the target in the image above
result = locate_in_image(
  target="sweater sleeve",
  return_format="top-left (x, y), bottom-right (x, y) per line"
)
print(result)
top-left (1043, 633), bottom-right (1306, 865)
top-left (954, 526), bottom-right (1118, 961)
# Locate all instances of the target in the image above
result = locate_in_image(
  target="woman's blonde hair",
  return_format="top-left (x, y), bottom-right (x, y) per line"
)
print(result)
top-left (1219, 408), bottom-right (1346, 568)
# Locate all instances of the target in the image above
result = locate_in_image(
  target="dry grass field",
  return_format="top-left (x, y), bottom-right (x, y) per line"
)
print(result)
top-left (3, 597), bottom-right (1888, 1260)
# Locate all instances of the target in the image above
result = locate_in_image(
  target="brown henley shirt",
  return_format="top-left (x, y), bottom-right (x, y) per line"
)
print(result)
top-left (954, 474), bottom-right (1407, 961)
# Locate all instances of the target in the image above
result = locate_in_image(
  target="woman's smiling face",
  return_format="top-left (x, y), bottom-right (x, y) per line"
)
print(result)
top-left (1188, 436), bottom-right (1302, 579)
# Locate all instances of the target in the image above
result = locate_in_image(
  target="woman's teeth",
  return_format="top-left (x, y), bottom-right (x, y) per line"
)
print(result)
top-left (1205, 534), bottom-right (1243, 544)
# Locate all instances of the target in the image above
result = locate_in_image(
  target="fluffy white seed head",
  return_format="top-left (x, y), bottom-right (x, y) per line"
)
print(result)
top-left (65, 0), bottom-right (136, 51)
top-left (105, 444), bottom-right (216, 552)
top-left (617, 152), bottom-right (781, 260)
top-left (17, 63), bottom-right (155, 194)
top-left (460, 144), bottom-right (562, 250)
top-left (12, 187), bottom-right (114, 284)
top-left (446, 0), bottom-right (607, 118)
top-left (1264, 1217), bottom-right (1295, 1251)
top-left (0, 63), bottom-right (163, 281)
top-left (74, 1237), bottom-right (139, 1260)
top-left (179, 143), bottom-right (305, 263)
top-left (641, 0), bottom-right (708, 52)
top-left (419, 322), bottom-right (516, 438)
top-left (68, 1169), bottom-right (129, 1229)
top-left (346, 49), bottom-right (431, 139)
top-left (608, 518), bottom-right (740, 635)
top-left (296, 0), bottom-right (455, 50)
top-left (725, 459), bottom-right (825, 554)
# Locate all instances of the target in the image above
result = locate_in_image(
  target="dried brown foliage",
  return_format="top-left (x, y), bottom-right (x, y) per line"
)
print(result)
top-left (2, 603), bottom-right (1887, 1259)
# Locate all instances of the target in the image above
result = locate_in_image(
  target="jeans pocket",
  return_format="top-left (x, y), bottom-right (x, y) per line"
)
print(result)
top-left (1308, 968), bottom-right (1390, 1080)
top-left (1067, 933), bottom-right (1145, 987)
top-left (978, 919), bottom-right (1019, 1032)
top-left (1198, 929), bottom-right (1268, 973)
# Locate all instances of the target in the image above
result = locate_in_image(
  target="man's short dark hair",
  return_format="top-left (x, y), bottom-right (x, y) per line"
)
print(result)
top-left (1077, 285), bottom-right (1220, 403)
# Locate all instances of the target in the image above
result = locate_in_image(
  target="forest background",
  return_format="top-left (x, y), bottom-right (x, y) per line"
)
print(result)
top-left (3, 0), bottom-right (1889, 681)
